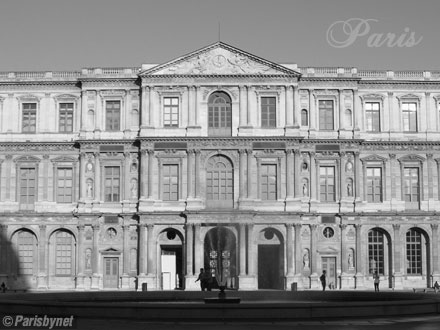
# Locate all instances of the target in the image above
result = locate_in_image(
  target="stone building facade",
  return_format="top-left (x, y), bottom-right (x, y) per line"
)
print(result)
top-left (0, 42), bottom-right (440, 290)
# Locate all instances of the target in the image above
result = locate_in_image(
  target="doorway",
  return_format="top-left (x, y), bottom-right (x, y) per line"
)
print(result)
top-left (103, 257), bottom-right (119, 289)
top-left (160, 246), bottom-right (183, 290)
top-left (258, 245), bottom-right (283, 289)
top-left (322, 257), bottom-right (337, 289)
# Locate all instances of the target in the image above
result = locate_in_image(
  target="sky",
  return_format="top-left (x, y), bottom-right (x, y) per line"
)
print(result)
top-left (0, 0), bottom-right (439, 71)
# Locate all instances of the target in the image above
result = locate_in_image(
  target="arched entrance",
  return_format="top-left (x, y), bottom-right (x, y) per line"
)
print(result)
top-left (204, 227), bottom-right (237, 289)
top-left (208, 91), bottom-right (232, 136)
top-left (258, 228), bottom-right (284, 290)
top-left (158, 228), bottom-right (184, 290)
top-left (405, 227), bottom-right (430, 287)
top-left (368, 228), bottom-right (393, 288)
top-left (206, 155), bottom-right (234, 209)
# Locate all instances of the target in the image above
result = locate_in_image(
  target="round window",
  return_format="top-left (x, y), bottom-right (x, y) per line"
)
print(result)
top-left (264, 230), bottom-right (275, 240)
top-left (323, 227), bottom-right (334, 238)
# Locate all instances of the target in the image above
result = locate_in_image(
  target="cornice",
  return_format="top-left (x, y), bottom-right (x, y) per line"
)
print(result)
top-left (0, 142), bottom-right (76, 152)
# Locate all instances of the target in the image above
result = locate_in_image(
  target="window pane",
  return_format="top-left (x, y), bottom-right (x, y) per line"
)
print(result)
top-left (162, 164), bottom-right (179, 201)
top-left (319, 100), bottom-right (334, 130)
top-left (55, 231), bottom-right (73, 276)
top-left (105, 101), bottom-right (121, 131)
top-left (319, 166), bottom-right (335, 202)
top-left (163, 97), bottom-right (179, 127)
top-left (104, 166), bottom-right (120, 202)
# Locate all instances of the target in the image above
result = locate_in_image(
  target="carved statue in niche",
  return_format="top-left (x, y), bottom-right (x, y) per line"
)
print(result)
top-left (85, 248), bottom-right (92, 270)
top-left (86, 179), bottom-right (94, 198)
top-left (346, 178), bottom-right (353, 197)
top-left (348, 250), bottom-right (354, 269)
top-left (302, 178), bottom-right (309, 197)
top-left (345, 161), bottom-right (353, 173)
top-left (302, 161), bottom-right (308, 171)
top-left (130, 178), bottom-right (138, 198)
top-left (303, 250), bottom-right (310, 269)
top-left (86, 161), bottom-right (94, 173)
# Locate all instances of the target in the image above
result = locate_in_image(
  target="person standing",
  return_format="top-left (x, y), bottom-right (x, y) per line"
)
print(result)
top-left (195, 268), bottom-right (206, 291)
top-left (373, 271), bottom-right (380, 292)
top-left (320, 270), bottom-right (327, 291)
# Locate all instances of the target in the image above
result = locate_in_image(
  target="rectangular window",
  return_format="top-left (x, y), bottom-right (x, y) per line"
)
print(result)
top-left (104, 166), bottom-right (120, 202)
top-left (366, 167), bottom-right (382, 202)
top-left (59, 103), bottom-right (74, 132)
top-left (261, 97), bottom-right (276, 128)
top-left (368, 231), bottom-right (384, 275)
top-left (19, 167), bottom-right (36, 211)
top-left (55, 232), bottom-right (73, 276)
top-left (406, 230), bottom-right (422, 275)
top-left (261, 164), bottom-right (277, 200)
top-left (402, 102), bottom-right (417, 132)
top-left (22, 103), bottom-right (37, 133)
top-left (404, 167), bottom-right (419, 208)
top-left (105, 100), bottom-right (121, 131)
top-left (319, 100), bottom-right (334, 130)
top-left (365, 102), bottom-right (380, 132)
top-left (57, 168), bottom-right (73, 203)
top-left (319, 166), bottom-right (335, 202)
top-left (162, 164), bottom-right (179, 201)
top-left (18, 232), bottom-right (35, 275)
top-left (163, 97), bottom-right (179, 127)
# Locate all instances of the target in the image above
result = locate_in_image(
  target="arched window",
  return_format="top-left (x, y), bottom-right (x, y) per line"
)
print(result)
top-left (301, 109), bottom-right (308, 126)
top-left (206, 155), bottom-right (233, 208)
top-left (55, 231), bottom-right (75, 276)
top-left (368, 229), bottom-right (384, 275)
top-left (208, 92), bottom-right (232, 136)
top-left (406, 229), bottom-right (422, 275)
top-left (17, 231), bottom-right (37, 275)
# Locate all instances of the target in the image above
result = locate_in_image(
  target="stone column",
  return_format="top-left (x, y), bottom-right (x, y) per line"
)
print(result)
top-left (147, 224), bottom-right (155, 275)
top-left (81, 91), bottom-right (88, 131)
top-left (148, 87), bottom-right (154, 127)
top-left (340, 224), bottom-right (348, 274)
top-left (186, 224), bottom-right (194, 276)
top-left (94, 152), bottom-right (101, 202)
top-left (138, 224), bottom-right (147, 275)
top-left (431, 224), bottom-right (440, 280)
top-left (194, 150), bottom-right (201, 198)
top-left (286, 223), bottom-right (294, 276)
top-left (123, 152), bottom-right (131, 201)
top-left (309, 89), bottom-right (315, 130)
top-left (247, 224), bottom-right (256, 278)
top-left (293, 150), bottom-right (301, 198)
top-left (239, 223), bottom-right (246, 276)
top-left (140, 150), bottom-right (148, 199)
top-left (340, 153), bottom-right (347, 199)
top-left (37, 225), bottom-right (47, 289)
top-left (427, 154), bottom-right (434, 202)
top-left (141, 86), bottom-right (149, 127)
top-left (147, 150), bottom-right (154, 198)
top-left (91, 224), bottom-right (100, 289)
top-left (4, 155), bottom-right (12, 201)
top-left (188, 86), bottom-right (195, 126)
top-left (354, 152), bottom-right (362, 202)
top-left (194, 224), bottom-right (202, 272)
top-left (294, 224), bottom-right (302, 276)
top-left (80, 154), bottom-right (87, 201)
top-left (285, 85), bottom-right (294, 127)
top-left (310, 224), bottom-right (318, 275)
top-left (339, 89), bottom-right (344, 130)
top-left (194, 86), bottom-right (199, 126)
top-left (310, 152), bottom-right (317, 200)
top-left (247, 149), bottom-right (253, 198)
top-left (247, 86), bottom-right (253, 126)
top-left (0, 225), bottom-right (7, 275)
top-left (95, 92), bottom-right (102, 131)
top-left (76, 225), bottom-right (85, 289)
top-left (42, 155), bottom-right (49, 201)
top-left (353, 89), bottom-right (360, 131)
top-left (122, 225), bottom-right (130, 275)
top-left (355, 224), bottom-right (364, 287)
top-left (293, 85), bottom-right (300, 127)
top-left (239, 149), bottom-right (246, 200)
top-left (286, 150), bottom-right (294, 199)
top-left (187, 150), bottom-right (194, 199)
top-left (392, 224), bottom-right (403, 289)
top-left (124, 89), bottom-right (131, 131)
top-left (239, 86), bottom-right (247, 127)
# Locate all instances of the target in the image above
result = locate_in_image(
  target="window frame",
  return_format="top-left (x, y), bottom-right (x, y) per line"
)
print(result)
top-left (318, 99), bottom-right (335, 131)
top-left (301, 109), bottom-right (309, 127)
top-left (161, 163), bottom-right (180, 201)
top-left (401, 101), bottom-right (418, 132)
top-left (260, 163), bottom-right (278, 200)
top-left (406, 228), bottom-right (422, 275)
top-left (368, 229), bottom-right (385, 275)
top-left (260, 96), bottom-right (277, 128)
top-left (162, 96), bottom-right (180, 128)
top-left (104, 165), bottom-right (121, 202)
top-left (21, 102), bottom-right (38, 133)
top-left (54, 231), bottom-right (75, 277)
top-left (58, 102), bottom-right (74, 133)
top-left (365, 102), bottom-right (381, 132)
top-left (366, 167), bottom-right (383, 203)
top-left (319, 165), bottom-right (336, 202)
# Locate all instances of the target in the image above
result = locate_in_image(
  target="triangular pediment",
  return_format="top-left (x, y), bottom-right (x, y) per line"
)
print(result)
top-left (140, 42), bottom-right (301, 76)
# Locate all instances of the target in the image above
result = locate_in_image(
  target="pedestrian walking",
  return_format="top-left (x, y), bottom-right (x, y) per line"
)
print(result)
top-left (195, 268), bottom-right (206, 291)
top-left (320, 270), bottom-right (326, 291)
top-left (373, 271), bottom-right (380, 292)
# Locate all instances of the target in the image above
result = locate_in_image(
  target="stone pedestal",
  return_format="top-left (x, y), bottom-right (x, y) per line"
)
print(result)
top-left (393, 273), bottom-right (403, 290)
top-left (340, 199), bottom-right (355, 213)
top-left (238, 275), bottom-right (257, 290)
top-left (184, 275), bottom-right (199, 290)
top-left (355, 273), bottom-right (365, 289)
top-left (37, 275), bottom-right (47, 290)
top-left (91, 274), bottom-right (100, 290)
top-left (137, 274), bottom-right (149, 291)
top-left (139, 198), bottom-right (155, 212)
top-left (121, 274), bottom-right (130, 290)
top-left (340, 273), bottom-right (355, 289)
top-left (285, 275), bottom-right (296, 290)
top-left (76, 274), bottom-right (86, 290)
top-left (310, 273), bottom-right (320, 290)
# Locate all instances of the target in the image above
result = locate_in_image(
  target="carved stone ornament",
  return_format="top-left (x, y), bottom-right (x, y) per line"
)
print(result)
top-left (146, 46), bottom-right (288, 76)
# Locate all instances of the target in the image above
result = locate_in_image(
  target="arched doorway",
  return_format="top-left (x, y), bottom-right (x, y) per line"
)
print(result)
top-left (368, 228), bottom-right (393, 288)
top-left (48, 229), bottom-right (76, 289)
top-left (204, 227), bottom-right (237, 289)
top-left (208, 91), bottom-right (232, 136)
top-left (405, 227), bottom-right (430, 287)
top-left (158, 228), bottom-right (184, 290)
top-left (257, 228), bottom-right (284, 290)
top-left (206, 155), bottom-right (234, 209)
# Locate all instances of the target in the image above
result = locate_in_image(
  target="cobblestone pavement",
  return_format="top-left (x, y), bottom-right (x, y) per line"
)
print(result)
top-left (76, 314), bottom-right (440, 330)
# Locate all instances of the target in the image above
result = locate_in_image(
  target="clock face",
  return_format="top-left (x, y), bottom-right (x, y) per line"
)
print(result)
top-left (212, 54), bottom-right (226, 68)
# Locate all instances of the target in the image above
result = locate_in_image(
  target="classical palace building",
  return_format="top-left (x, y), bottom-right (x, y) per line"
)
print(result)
top-left (0, 42), bottom-right (440, 291)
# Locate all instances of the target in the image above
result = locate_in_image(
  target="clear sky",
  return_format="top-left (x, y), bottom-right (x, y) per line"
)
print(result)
top-left (0, 0), bottom-right (439, 71)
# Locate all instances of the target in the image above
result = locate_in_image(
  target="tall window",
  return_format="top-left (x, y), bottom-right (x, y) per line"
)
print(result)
top-left (163, 97), bottom-right (179, 127)
top-left (104, 166), bottom-right (120, 202)
top-left (55, 231), bottom-right (74, 276)
top-left (319, 166), bottom-right (335, 202)
top-left (19, 167), bottom-right (36, 211)
top-left (105, 101), bottom-right (121, 131)
top-left (162, 164), bottom-right (179, 201)
top-left (319, 100), bottom-right (334, 130)
top-left (368, 229), bottom-right (384, 275)
top-left (261, 164), bottom-right (277, 200)
top-left (301, 109), bottom-right (308, 126)
top-left (366, 167), bottom-right (382, 202)
top-left (365, 102), bottom-right (380, 132)
top-left (261, 97), bottom-right (276, 127)
top-left (402, 102), bottom-right (417, 132)
top-left (59, 103), bottom-right (74, 132)
top-left (208, 92), bottom-right (232, 136)
top-left (17, 231), bottom-right (35, 275)
top-left (403, 167), bottom-right (419, 208)
top-left (57, 167), bottom-right (73, 203)
top-left (406, 229), bottom-right (422, 275)
top-left (22, 103), bottom-right (37, 133)
top-left (206, 155), bottom-right (233, 208)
